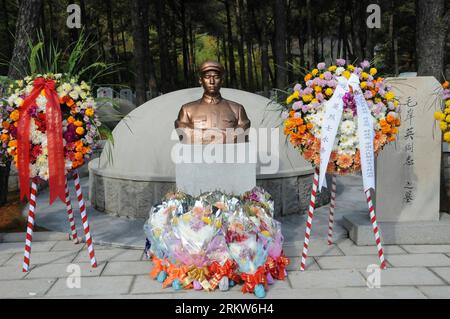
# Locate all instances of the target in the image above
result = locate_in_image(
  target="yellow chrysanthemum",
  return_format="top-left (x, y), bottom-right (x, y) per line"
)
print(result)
top-left (347, 65), bottom-right (355, 71)
top-left (85, 108), bottom-right (95, 117)
top-left (328, 65), bottom-right (337, 72)
top-left (370, 68), bottom-right (378, 76)
top-left (314, 86), bottom-right (322, 93)
top-left (286, 91), bottom-right (300, 104)
top-left (446, 100), bottom-right (450, 107)
top-left (445, 108), bottom-right (450, 114)
top-left (312, 69), bottom-right (319, 76)
top-left (446, 115), bottom-right (450, 123)
top-left (342, 70), bottom-right (351, 79)
top-left (76, 127), bottom-right (85, 135)
top-left (385, 91), bottom-right (395, 101)
top-left (444, 132), bottom-right (450, 142)
top-left (319, 74), bottom-right (325, 79)
top-left (435, 111), bottom-right (446, 121)
top-left (360, 82), bottom-right (368, 90)
top-left (302, 94), bottom-right (313, 103)
top-left (361, 72), bottom-right (369, 80)
top-left (325, 88), bottom-right (334, 96)
top-left (440, 121), bottom-right (448, 131)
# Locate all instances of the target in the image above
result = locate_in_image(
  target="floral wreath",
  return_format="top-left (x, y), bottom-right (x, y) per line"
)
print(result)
top-left (282, 59), bottom-right (400, 175)
top-left (434, 81), bottom-right (450, 143)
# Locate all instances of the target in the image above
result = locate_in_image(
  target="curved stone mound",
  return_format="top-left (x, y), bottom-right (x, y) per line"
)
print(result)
top-left (89, 88), bottom-right (329, 218)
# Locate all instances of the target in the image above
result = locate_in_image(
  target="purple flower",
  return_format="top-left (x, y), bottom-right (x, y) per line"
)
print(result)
top-left (343, 92), bottom-right (357, 116)
top-left (294, 84), bottom-right (302, 92)
top-left (293, 101), bottom-right (303, 111)
top-left (324, 71), bottom-right (333, 81)
top-left (336, 58), bottom-right (346, 66)
top-left (281, 111), bottom-right (289, 120)
top-left (317, 62), bottom-right (326, 70)
top-left (6, 105), bottom-right (14, 112)
top-left (315, 93), bottom-right (324, 102)
top-left (28, 105), bottom-right (38, 117)
top-left (294, 112), bottom-right (302, 119)
top-left (360, 60), bottom-right (371, 69)
top-left (303, 87), bottom-right (313, 95)
top-left (364, 91), bottom-right (373, 99)
top-left (301, 104), bottom-right (310, 113)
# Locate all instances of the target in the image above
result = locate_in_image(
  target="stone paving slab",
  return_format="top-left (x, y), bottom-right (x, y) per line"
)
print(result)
top-left (102, 261), bottom-right (152, 276)
top-left (0, 253), bottom-right (13, 266)
top-left (45, 276), bottom-right (134, 297)
top-left (289, 269), bottom-right (366, 289)
top-left (24, 262), bottom-right (106, 279)
top-left (0, 278), bottom-right (56, 298)
top-left (401, 245), bottom-right (450, 254)
top-left (0, 241), bottom-right (56, 254)
top-left (287, 257), bottom-right (320, 271)
top-left (337, 239), bottom-right (407, 256)
top-left (283, 240), bottom-right (344, 257)
top-left (130, 275), bottom-right (184, 295)
top-left (387, 254), bottom-right (450, 267)
top-left (50, 241), bottom-right (86, 252)
top-left (0, 265), bottom-right (29, 280)
top-left (1, 232), bottom-right (68, 243)
top-left (430, 267), bottom-right (450, 284)
top-left (73, 248), bottom-right (144, 263)
top-left (337, 287), bottom-right (427, 299)
top-left (316, 255), bottom-right (386, 270)
top-left (359, 267), bottom-right (445, 286)
top-left (417, 286), bottom-right (450, 299)
top-left (4, 251), bottom-right (78, 267)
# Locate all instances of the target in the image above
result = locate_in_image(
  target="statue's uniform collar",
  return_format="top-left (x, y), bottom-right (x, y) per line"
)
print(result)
top-left (201, 93), bottom-right (223, 105)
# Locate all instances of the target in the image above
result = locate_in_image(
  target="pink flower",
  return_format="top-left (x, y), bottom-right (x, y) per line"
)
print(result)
top-left (360, 60), bottom-right (371, 69)
top-left (324, 72), bottom-right (333, 80)
top-left (293, 101), bottom-right (303, 111)
top-left (294, 83), bottom-right (302, 92)
top-left (317, 62), bottom-right (326, 70)
top-left (303, 87), bottom-right (313, 95)
top-left (336, 58), bottom-right (346, 66)
top-left (315, 93), bottom-right (324, 102)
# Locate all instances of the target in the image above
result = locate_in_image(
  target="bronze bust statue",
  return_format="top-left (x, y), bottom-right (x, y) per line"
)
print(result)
top-left (175, 61), bottom-right (251, 144)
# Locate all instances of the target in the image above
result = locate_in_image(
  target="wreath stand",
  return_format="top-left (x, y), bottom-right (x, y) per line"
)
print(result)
top-left (299, 168), bottom-right (386, 271)
top-left (22, 170), bottom-right (97, 272)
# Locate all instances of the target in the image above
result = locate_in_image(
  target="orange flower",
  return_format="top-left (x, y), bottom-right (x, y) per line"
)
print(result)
top-left (443, 81), bottom-right (450, 89)
top-left (304, 149), bottom-right (314, 161)
top-left (298, 125), bottom-right (307, 134)
top-left (74, 120), bottom-right (83, 127)
top-left (354, 151), bottom-right (361, 165)
top-left (0, 134), bottom-right (9, 142)
top-left (2, 121), bottom-right (10, 129)
top-left (66, 99), bottom-right (75, 107)
top-left (388, 135), bottom-right (396, 142)
top-left (306, 123), bottom-right (314, 130)
top-left (67, 116), bottom-right (75, 124)
top-left (386, 113), bottom-right (395, 124)
top-left (395, 118), bottom-right (401, 126)
top-left (337, 154), bottom-right (353, 169)
top-left (330, 151), bottom-right (338, 162)
top-left (8, 140), bottom-right (17, 148)
top-left (75, 152), bottom-right (83, 161)
top-left (304, 74), bottom-right (313, 82)
top-left (75, 127), bottom-right (85, 135)
top-left (290, 133), bottom-right (303, 147)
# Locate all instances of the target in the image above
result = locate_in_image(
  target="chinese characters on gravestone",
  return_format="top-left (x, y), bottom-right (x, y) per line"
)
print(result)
top-left (376, 77), bottom-right (441, 222)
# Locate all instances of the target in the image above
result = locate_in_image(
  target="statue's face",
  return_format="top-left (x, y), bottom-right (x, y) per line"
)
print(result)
top-left (200, 70), bottom-right (222, 95)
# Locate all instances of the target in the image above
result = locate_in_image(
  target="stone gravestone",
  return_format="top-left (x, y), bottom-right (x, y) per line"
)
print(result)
top-left (376, 77), bottom-right (442, 222)
top-left (97, 87), bottom-right (114, 99)
top-left (119, 89), bottom-right (134, 103)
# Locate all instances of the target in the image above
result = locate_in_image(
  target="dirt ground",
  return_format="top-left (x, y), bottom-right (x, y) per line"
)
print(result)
top-left (0, 193), bottom-right (48, 233)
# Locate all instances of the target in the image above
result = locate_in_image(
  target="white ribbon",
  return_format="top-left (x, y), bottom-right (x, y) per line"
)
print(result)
top-left (318, 73), bottom-right (376, 192)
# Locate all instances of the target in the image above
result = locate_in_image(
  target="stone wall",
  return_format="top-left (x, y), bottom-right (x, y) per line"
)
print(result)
top-left (89, 171), bottom-right (330, 219)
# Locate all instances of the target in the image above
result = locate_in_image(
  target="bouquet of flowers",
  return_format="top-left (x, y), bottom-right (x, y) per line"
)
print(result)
top-left (224, 209), bottom-right (270, 298)
top-left (144, 188), bottom-right (289, 298)
top-left (282, 59), bottom-right (400, 175)
top-left (434, 81), bottom-right (450, 144)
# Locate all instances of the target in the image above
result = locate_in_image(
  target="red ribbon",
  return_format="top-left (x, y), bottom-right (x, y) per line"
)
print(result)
top-left (241, 267), bottom-right (267, 294)
top-left (17, 77), bottom-right (65, 204)
top-left (209, 260), bottom-right (241, 288)
top-left (275, 256), bottom-right (290, 281)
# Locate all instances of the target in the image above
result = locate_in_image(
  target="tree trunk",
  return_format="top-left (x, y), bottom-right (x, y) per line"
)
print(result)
top-left (416, 0), bottom-right (448, 81)
top-left (155, 0), bottom-right (170, 92)
top-left (261, 31), bottom-right (270, 97)
top-left (235, 0), bottom-right (246, 89)
top-left (1, 0), bottom-right (12, 57)
top-left (246, 39), bottom-right (254, 92)
top-left (274, 0), bottom-right (287, 89)
top-left (131, 0), bottom-right (150, 105)
top-left (306, 0), bottom-right (313, 68)
top-left (225, 0), bottom-right (237, 88)
top-left (8, 0), bottom-right (43, 79)
top-left (222, 34), bottom-right (229, 87)
top-left (188, 13), bottom-right (196, 86)
top-left (180, 1), bottom-right (189, 87)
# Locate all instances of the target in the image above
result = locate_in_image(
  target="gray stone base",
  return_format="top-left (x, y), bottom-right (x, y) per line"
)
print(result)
top-left (343, 213), bottom-right (450, 245)
top-left (89, 170), bottom-right (330, 219)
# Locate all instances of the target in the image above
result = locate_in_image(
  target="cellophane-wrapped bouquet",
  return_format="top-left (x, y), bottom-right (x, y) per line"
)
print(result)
top-left (143, 187), bottom-right (290, 298)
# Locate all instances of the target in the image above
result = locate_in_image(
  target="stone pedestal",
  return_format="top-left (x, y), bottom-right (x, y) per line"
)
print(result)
top-left (175, 143), bottom-right (256, 196)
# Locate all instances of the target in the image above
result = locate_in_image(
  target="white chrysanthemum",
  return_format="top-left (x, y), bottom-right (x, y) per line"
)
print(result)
top-left (25, 85), bottom-right (34, 95)
top-left (336, 67), bottom-right (345, 76)
top-left (36, 95), bottom-right (47, 112)
top-left (62, 83), bottom-right (72, 93)
top-left (8, 94), bottom-right (17, 106)
top-left (14, 97), bottom-right (24, 107)
top-left (340, 120), bottom-right (356, 136)
top-left (69, 90), bottom-right (79, 100)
